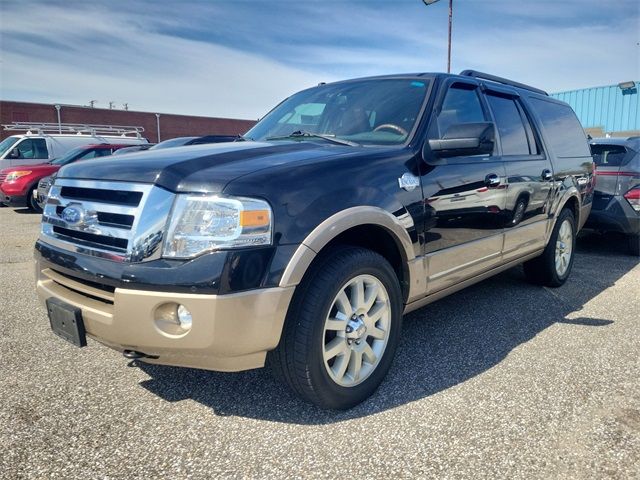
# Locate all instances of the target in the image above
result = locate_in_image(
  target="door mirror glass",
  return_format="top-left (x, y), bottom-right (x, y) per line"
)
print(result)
top-left (426, 122), bottom-right (495, 158)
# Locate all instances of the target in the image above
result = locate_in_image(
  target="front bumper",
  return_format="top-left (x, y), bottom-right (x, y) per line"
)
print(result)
top-left (35, 260), bottom-right (295, 371)
top-left (1, 191), bottom-right (28, 207)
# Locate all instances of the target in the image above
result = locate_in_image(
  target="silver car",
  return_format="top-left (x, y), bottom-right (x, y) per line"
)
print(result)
top-left (586, 137), bottom-right (640, 255)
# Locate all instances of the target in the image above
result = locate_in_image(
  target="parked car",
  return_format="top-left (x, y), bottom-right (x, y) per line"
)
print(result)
top-left (149, 135), bottom-right (238, 150)
top-left (1, 143), bottom-right (134, 212)
top-left (586, 137), bottom-right (640, 255)
top-left (0, 122), bottom-right (148, 170)
top-left (35, 70), bottom-right (593, 409)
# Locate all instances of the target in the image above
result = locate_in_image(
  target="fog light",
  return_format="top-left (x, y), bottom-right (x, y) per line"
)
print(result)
top-left (177, 304), bottom-right (193, 330)
top-left (154, 302), bottom-right (193, 337)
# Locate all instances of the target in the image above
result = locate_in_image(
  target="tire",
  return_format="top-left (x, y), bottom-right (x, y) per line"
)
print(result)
top-left (27, 186), bottom-right (42, 213)
top-left (510, 197), bottom-right (528, 226)
top-left (268, 246), bottom-right (403, 410)
top-left (523, 208), bottom-right (576, 287)
top-left (629, 234), bottom-right (640, 257)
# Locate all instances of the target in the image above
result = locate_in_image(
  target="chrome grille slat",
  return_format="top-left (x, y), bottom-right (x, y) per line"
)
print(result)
top-left (40, 179), bottom-right (174, 262)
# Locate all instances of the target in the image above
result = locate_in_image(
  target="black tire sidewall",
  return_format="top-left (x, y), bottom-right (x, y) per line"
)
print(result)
top-left (303, 249), bottom-right (403, 409)
top-left (549, 209), bottom-right (576, 284)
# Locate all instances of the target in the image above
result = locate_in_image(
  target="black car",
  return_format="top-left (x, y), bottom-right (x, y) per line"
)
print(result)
top-left (586, 137), bottom-right (640, 255)
top-left (35, 71), bottom-right (593, 409)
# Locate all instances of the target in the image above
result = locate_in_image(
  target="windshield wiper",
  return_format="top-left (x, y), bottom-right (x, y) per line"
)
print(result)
top-left (267, 130), bottom-right (360, 147)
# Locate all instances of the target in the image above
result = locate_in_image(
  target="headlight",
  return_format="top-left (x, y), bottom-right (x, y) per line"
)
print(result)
top-left (5, 170), bottom-right (32, 182)
top-left (162, 194), bottom-right (272, 258)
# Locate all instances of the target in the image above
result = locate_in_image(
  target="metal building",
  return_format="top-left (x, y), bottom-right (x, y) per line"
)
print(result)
top-left (550, 81), bottom-right (639, 138)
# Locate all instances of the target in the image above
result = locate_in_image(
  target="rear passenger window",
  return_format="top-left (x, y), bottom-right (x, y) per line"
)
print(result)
top-left (529, 98), bottom-right (590, 158)
top-left (590, 144), bottom-right (627, 167)
top-left (486, 94), bottom-right (531, 155)
top-left (435, 84), bottom-right (486, 137)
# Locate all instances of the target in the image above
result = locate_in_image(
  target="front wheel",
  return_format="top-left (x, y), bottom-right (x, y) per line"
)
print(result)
top-left (268, 246), bottom-right (403, 410)
top-left (523, 208), bottom-right (576, 287)
top-left (27, 186), bottom-right (43, 213)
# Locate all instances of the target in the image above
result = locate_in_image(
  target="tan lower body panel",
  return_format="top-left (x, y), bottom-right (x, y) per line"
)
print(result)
top-left (35, 262), bottom-right (295, 372)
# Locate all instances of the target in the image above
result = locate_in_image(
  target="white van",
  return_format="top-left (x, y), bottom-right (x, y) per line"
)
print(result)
top-left (0, 123), bottom-right (149, 169)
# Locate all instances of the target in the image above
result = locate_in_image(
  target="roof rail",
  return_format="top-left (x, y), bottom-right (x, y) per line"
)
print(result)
top-left (459, 70), bottom-right (548, 96)
top-left (2, 122), bottom-right (145, 138)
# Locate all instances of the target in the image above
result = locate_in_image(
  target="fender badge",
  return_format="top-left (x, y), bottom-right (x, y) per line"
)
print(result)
top-left (398, 172), bottom-right (420, 192)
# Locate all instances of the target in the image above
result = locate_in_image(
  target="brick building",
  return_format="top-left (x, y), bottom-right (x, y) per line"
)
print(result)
top-left (0, 100), bottom-right (256, 142)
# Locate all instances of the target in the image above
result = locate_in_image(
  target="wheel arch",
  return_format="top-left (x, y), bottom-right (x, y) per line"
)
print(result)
top-left (279, 206), bottom-right (420, 304)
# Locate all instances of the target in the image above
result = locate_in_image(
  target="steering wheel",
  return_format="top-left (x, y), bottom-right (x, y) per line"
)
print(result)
top-left (373, 123), bottom-right (408, 136)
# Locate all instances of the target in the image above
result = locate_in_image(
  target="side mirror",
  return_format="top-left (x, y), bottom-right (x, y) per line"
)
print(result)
top-left (426, 122), bottom-right (495, 159)
top-left (7, 148), bottom-right (20, 159)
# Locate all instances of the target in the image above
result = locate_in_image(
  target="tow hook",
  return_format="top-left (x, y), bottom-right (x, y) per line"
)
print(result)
top-left (123, 349), bottom-right (159, 360)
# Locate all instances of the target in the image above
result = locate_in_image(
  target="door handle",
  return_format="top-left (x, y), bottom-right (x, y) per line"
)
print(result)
top-left (542, 169), bottom-right (553, 181)
top-left (485, 173), bottom-right (501, 187)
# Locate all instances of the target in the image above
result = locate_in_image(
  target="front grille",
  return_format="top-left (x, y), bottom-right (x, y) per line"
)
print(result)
top-left (0, 173), bottom-right (7, 183)
top-left (40, 179), bottom-right (174, 262)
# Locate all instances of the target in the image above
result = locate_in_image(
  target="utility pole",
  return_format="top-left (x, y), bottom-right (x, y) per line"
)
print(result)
top-left (123, 103), bottom-right (129, 111)
top-left (89, 100), bottom-right (97, 108)
top-left (421, 0), bottom-right (453, 73)
top-left (109, 101), bottom-right (115, 110)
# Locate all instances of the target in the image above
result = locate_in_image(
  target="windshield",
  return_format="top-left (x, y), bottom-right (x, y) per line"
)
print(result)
top-left (149, 137), bottom-right (198, 150)
top-left (245, 78), bottom-right (431, 146)
top-left (50, 146), bottom-right (88, 165)
top-left (0, 136), bottom-right (20, 156)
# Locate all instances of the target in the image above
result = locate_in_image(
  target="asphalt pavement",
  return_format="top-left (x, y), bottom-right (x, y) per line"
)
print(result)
top-left (1, 206), bottom-right (638, 479)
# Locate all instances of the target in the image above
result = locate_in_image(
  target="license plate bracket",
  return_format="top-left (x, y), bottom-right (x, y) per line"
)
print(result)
top-left (46, 298), bottom-right (87, 347)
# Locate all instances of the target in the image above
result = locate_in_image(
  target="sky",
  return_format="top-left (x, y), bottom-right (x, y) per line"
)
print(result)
top-left (1, 0), bottom-right (638, 120)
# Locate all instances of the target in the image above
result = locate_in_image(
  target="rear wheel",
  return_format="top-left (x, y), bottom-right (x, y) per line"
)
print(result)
top-left (523, 208), bottom-right (576, 287)
top-left (628, 234), bottom-right (640, 256)
top-left (268, 246), bottom-right (403, 410)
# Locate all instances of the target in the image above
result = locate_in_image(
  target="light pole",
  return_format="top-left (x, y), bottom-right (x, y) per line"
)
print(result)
top-left (422, 0), bottom-right (453, 73)
top-left (54, 104), bottom-right (62, 133)
top-left (155, 113), bottom-right (161, 142)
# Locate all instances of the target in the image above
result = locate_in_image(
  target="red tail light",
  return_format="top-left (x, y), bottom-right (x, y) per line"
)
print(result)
top-left (624, 186), bottom-right (640, 213)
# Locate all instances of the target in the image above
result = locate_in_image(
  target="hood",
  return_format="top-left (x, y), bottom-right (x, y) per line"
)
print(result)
top-left (1, 162), bottom-right (59, 175)
top-left (58, 141), bottom-right (368, 192)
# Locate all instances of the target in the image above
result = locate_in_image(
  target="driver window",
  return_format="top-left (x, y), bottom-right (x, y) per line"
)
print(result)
top-left (433, 84), bottom-right (486, 138)
top-left (13, 139), bottom-right (48, 159)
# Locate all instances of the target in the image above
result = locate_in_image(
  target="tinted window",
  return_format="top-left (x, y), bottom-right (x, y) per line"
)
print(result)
top-left (77, 149), bottom-right (112, 161)
top-left (246, 78), bottom-right (430, 145)
top-left (529, 98), bottom-right (590, 157)
top-left (436, 84), bottom-right (486, 137)
top-left (15, 138), bottom-right (48, 159)
top-left (486, 94), bottom-right (530, 155)
top-left (590, 144), bottom-right (627, 167)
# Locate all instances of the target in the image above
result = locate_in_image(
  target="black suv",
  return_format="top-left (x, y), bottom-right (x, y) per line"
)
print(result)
top-left (35, 71), bottom-right (593, 409)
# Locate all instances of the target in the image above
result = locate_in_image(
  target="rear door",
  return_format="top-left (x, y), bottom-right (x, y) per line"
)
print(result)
top-left (483, 86), bottom-right (554, 260)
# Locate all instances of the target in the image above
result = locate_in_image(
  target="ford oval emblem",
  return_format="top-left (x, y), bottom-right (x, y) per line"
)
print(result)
top-left (61, 205), bottom-right (84, 226)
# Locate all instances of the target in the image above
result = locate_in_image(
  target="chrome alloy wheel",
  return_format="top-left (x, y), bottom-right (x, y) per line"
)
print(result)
top-left (555, 219), bottom-right (573, 277)
top-left (322, 274), bottom-right (391, 387)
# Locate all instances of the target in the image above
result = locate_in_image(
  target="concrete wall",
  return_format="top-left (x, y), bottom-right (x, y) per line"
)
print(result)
top-left (0, 101), bottom-right (256, 142)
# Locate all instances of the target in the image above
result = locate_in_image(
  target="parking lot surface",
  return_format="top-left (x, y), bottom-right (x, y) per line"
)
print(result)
top-left (1, 206), bottom-right (638, 479)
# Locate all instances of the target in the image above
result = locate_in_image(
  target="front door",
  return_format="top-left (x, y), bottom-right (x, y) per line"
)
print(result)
top-left (421, 79), bottom-right (507, 293)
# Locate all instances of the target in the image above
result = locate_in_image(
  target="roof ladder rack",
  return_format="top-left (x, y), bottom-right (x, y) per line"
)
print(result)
top-left (2, 122), bottom-right (145, 138)
top-left (459, 70), bottom-right (548, 96)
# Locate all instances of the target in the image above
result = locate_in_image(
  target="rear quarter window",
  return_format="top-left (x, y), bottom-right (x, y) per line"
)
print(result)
top-left (590, 144), bottom-right (628, 167)
top-left (529, 98), bottom-right (590, 158)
